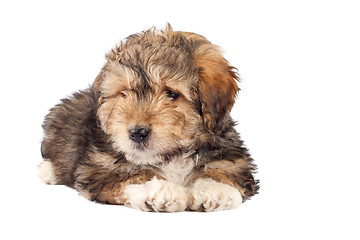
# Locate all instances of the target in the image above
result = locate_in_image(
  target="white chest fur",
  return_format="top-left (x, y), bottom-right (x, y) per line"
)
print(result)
top-left (158, 156), bottom-right (195, 186)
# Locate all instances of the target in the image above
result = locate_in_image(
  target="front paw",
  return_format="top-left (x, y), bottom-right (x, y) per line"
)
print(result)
top-left (189, 178), bottom-right (242, 212)
top-left (123, 178), bottom-right (187, 212)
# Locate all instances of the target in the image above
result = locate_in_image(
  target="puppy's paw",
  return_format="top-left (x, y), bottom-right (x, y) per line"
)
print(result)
top-left (37, 160), bottom-right (57, 185)
top-left (123, 178), bottom-right (187, 212)
top-left (189, 178), bottom-right (242, 212)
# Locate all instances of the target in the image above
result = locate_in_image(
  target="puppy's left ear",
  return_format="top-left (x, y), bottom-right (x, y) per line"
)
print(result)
top-left (192, 41), bottom-right (240, 132)
top-left (92, 48), bottom-right (118, 97)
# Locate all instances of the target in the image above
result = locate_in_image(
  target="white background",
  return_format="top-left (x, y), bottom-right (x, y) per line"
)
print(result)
top-left (1, 0), bottom-right (359, 239)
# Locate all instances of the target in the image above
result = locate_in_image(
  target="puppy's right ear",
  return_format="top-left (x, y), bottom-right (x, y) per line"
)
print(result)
top-left (196, 50), bottom-right (239, 132)
top-left (179, 32), bottom-right (239, 133)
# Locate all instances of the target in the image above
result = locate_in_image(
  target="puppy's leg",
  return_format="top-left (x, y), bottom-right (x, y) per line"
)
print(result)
top-left (188, 158), bottom-right (258, 211)
top-left (123, 177), bottom-right (188, 212)
top-left (37, 160), bottom-right (57, 185)
top-left (75, 167), bottom-right (187, 212)
top-left (189, 178), bottom-right (242, 211)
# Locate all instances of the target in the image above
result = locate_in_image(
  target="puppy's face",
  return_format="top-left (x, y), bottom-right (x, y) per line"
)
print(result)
top-left (97, 61), bottom-right (202, 164)
top-left (95, 27), bottom-right (239, 164)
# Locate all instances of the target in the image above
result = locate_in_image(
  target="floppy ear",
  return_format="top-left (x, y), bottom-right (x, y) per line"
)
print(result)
top-left (186, 35), bottom-right (239, 132)
top-left (198, 53), bottom-right (239, 131)
top-left (92, 68), bottom-right (106, 112)
top-left (92, 46), bottom-right (119, 97)
top-left (91, 47), bottom-right (119, 112)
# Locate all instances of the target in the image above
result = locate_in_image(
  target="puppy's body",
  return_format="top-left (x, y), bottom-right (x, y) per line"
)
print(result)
top-left (39, 26), bottom-right (259, 212)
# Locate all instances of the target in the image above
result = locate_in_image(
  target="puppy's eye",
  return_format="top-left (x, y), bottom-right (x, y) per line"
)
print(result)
top-left (166, 89), bottom-right (179, 100)
top-left (119, 91), bottom-right (127, 98)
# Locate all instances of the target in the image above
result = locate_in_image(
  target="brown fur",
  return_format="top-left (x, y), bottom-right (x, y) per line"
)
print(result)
top-left (40, 25), bottom-right (259, 211)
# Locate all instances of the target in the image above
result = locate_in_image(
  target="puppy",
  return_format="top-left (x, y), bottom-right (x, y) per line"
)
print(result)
top-left (38, 25), bottom-right (259, 212)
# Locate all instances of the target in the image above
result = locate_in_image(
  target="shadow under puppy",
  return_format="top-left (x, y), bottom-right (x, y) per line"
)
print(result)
top-left (38, 25), bottom-right (259, 212)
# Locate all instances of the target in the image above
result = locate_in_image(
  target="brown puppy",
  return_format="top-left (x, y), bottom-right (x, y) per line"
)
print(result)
top-left (38, 25), bottom-right (259, 212)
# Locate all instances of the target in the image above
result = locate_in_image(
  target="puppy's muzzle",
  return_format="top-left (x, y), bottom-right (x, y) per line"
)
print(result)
top-left (129, 126), bottom-right (150, 143)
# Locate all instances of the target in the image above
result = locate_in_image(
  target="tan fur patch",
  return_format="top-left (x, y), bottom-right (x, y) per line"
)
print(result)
top-left (188, 158), bottom-right (252, 198)
top-left (95, 169), bottom-right (164, 204)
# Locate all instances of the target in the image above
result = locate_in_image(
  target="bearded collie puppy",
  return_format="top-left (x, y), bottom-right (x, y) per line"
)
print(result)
top-left (38, 25), bottom-right (259, 212)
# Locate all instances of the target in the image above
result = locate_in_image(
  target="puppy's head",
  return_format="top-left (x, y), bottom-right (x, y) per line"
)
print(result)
top-left (94, 26), bottom-right (239, 164)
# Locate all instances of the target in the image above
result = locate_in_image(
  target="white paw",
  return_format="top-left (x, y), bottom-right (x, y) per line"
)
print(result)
top-left (189, 178), bottom-right (242, 212)
top-left (37, 160), bottom-right (57, 184)
top-left (123, 178), bottom-right (187, 212)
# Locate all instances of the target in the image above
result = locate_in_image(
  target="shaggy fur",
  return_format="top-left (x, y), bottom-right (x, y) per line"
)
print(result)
top-left (39, 25), bottom-right (259, 212)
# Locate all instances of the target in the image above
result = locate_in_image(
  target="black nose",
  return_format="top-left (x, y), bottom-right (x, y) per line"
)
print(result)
top-left (129, 126), bottom-right (150, 143)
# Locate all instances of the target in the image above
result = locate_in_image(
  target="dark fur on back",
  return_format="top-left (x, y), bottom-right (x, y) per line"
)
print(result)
top-left (41, 89), bottom-right (110, 186)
